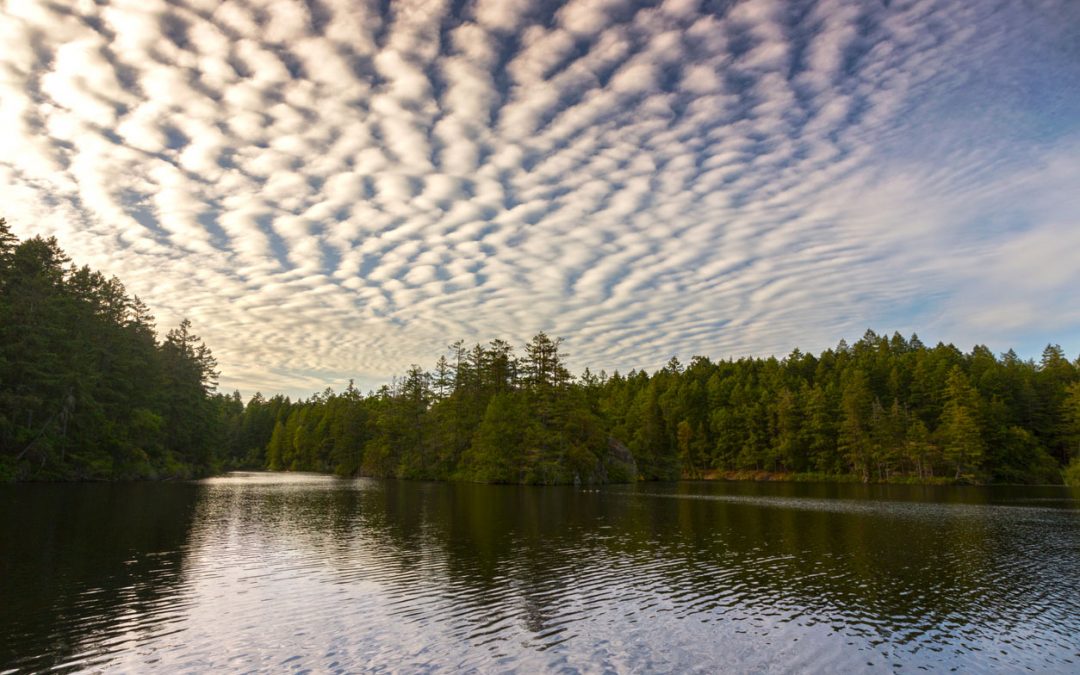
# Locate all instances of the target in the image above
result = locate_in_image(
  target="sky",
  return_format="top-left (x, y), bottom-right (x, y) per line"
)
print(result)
top-left (1, 0), bottom-right (1078, 398)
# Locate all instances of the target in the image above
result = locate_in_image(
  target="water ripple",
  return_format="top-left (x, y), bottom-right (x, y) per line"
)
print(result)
top-left (2, 476), bottom-right (1079, 673)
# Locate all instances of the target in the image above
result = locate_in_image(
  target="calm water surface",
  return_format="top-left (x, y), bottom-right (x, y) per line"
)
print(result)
top-left (2, 473), bottom-right (1079, 673)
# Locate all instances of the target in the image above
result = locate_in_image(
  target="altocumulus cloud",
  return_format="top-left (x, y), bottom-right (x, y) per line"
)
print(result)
top-left (1, 0), bottom-right (1078, 396)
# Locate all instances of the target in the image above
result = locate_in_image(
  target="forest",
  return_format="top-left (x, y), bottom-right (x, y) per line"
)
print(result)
top-left (0, 220), bottom-right (222, 481)
top-left (220, 332), bottom-right (1080, 485)
top-left (3, 220), bottom-right (1080, 484)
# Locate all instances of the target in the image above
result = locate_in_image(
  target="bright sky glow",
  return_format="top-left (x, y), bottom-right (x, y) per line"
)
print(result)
top-left (2, 0), bottom-right (1078, 396)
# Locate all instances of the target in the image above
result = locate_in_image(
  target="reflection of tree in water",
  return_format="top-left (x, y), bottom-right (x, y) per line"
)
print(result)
top-left (15, 476), bottom-right (1068, 671)
top-left (615, 483), bottom-right (1080, 662)
top-left (0, 482), bottom-right (201, 672)
top-left (288, 479), bottom-right (1080, 663)
top-left (170, 477), bottom-right (1080, 667)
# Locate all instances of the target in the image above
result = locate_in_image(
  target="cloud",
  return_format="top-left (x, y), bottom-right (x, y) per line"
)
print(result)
top-left (1, 0), bottom-right (1077, 397)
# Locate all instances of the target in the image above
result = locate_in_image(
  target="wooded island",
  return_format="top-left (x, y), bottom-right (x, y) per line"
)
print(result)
top-left (3, 222), bottom-right (1079, 485)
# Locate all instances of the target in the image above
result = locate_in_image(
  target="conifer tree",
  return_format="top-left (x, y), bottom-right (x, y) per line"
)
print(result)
top-left (939, 367), bottom-right (984, 479)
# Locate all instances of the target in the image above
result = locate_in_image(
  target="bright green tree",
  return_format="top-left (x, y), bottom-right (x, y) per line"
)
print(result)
top-left (939, 366), bottom-right (984, 480)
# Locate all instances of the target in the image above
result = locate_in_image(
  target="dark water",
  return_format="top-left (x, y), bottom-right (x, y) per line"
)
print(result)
top-left (2, 474), bottom-right (1079, 673)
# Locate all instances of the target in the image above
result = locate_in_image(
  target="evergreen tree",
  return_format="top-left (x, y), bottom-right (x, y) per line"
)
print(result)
top-left (266, 420), bottom-right (286, 471)
top-left (838, 370), bottom-right (873, 482)
top-left (6, 223), bottom-right (1075, 488)
top-left (939, 366), bottom-right (985, 480)
top-left (0, 223), bottom-right (224, 480)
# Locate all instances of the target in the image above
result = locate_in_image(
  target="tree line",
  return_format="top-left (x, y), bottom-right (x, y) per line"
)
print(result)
top-left (4, 220), bottom-right (1080, 484)
top-left (219, 331), bottom-right (1080, 485)
top-left (220, 334), bottom-right (637, 485)
top-left (0, 220), bottom-right (223, 480)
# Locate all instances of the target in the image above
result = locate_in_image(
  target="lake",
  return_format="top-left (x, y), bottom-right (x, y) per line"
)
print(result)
top-left (2, 473), bottom-right (1078, 672)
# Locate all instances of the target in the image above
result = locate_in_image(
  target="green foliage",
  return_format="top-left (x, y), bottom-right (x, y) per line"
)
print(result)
top-left (5, 221), bottom-right (1077, 486)
top-left (939, 367), bottom-right (985, 480)
top-left (225, 334), bottom-right (630, 484)
top-left (1064, 381), bottom-right (1080, 461)
top-left (227, 329), bottom-right (1078, 486)
top-left (462, 392), bottom-right (533, 483)
top-left (990, 427), bottom-right (1061, 485)
top-left (838, 369), bottom-right (873, 481)
top-left (0, 222), bottom-right (225, 480)
top-left (1064, 458), bottom-right (1080, 487)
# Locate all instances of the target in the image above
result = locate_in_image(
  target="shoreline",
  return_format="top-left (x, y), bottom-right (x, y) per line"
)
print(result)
top-left (690, 470), bottom-right (964, 485)
top-left (5, 467), bottom-right (1068, 487)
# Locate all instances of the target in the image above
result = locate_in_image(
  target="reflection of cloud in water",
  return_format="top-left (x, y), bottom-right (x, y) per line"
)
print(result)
top-left (3, 475), bottom-right (1078, 671)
